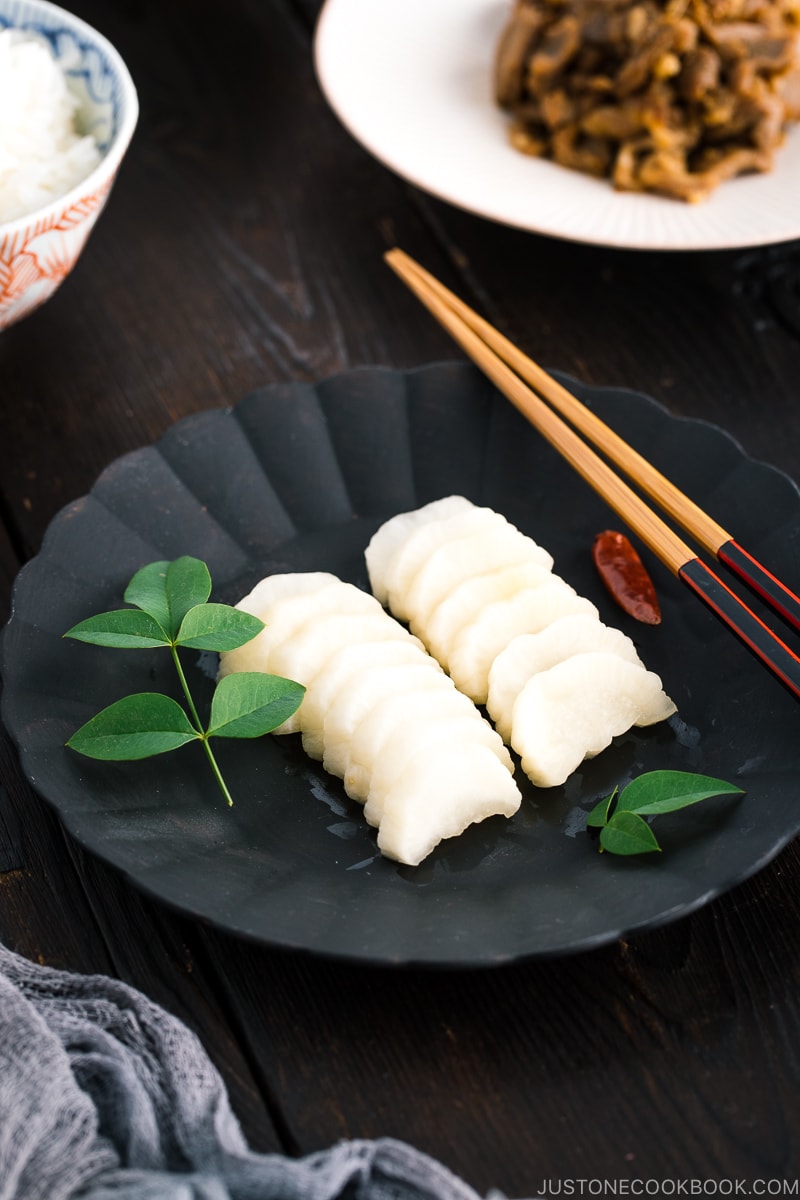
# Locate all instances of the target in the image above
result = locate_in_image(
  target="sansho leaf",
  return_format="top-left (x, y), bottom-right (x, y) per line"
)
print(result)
top-left (588, 769), bottom-right (743, 858)
top-left (125, 556), bottom-right (212, 639)
top-left (615, 770), bottom-right (744, 817)
top-left (586, 788), bottom-right (617, 829)
top-left (600, 810), bottom-right (661, 856)
top-left (164, 557), bottom-right (213, 632)
top-left (123, 561), bottom-right (171, 632)
top-left (177, 604), bottom-right (265, 652)
top-left (65, 609), bottom-right (170, 650)
top-left (208, 673), bottom-right (306, 739)
top-left (67, 693), bottom-right (200, 761)
top-left (66, 555), bottom-right (304, 806)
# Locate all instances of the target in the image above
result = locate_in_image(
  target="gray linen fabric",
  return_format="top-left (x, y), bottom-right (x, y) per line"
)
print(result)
top-left (0, 944), bottom-right (484, 1200)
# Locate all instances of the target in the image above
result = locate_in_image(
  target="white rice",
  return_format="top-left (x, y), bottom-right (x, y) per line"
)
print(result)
top-left (0, 28), bottom-right (102, 224)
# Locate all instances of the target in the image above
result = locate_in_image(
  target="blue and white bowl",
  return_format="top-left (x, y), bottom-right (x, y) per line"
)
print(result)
top-left (0, 0), bottom-right (138, 329)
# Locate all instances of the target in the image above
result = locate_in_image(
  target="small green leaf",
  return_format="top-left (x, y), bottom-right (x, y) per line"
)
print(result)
top-left (67, 693), bottom-right (200, 760)
top-left (64, 609), bottom-right (171, 649)
top-left (176, 604), bottom-right (265, 651)
top-left (600, 810), bottom-right (661, 856)
top-left (586, 787), bottom-right (617, 828)
top-left (165, 557), bottom-right (212, 633)
top-left (616, 770), bottom-right (744, 817)
top-left (65, 555), bottom-right (306, 807)
top-left (124, 561), bottom-right (171, 631)
top-left (208, 672), bottom-right (305, 738)
top-left (125, 557), bottom-right (212, 639)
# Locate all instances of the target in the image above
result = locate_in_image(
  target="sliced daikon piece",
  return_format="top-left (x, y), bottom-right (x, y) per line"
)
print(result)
top-left (486, 614), bottom-right (645, 741)
top-left (362, 711), bottom-right (513, 829)
top-left (365, 495), bottom-right (473, 604)
top-left (511, 651), bottom-right (677, 788)
top-left (423, 560), bottom-right (555, 666)
top-left (218, 578), bottom-right (379, 679)
top-left (232, 572), bottom-right (339, 620)
top-left (343, 684), bottom-right (481, 805)
top-left (321, 660), bottom-right (454, 778)
top-left (447, 584), bottom-right (599, 704)
top-left (266, 612), bottom-right (419, 733)
top-left (376, 744), bottom-right (522, 866)
top-left (402, 526), bottom-right (554, 630)
top-left (301, 639), bottom-right (431, 760)
top-left (385, 507), bottom-right (503, 623)
top-left (218, 573), bottom-right (340, 678)
top-left (257, 581), bottom-right (381, 655)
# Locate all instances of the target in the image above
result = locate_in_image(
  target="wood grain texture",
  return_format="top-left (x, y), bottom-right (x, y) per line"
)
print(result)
top-left (197, 853), bottom-right (800, 1193)
top-left (0, 0), bottom-right (799, 1193)
top-left (0, 714), bottom-right (283, 1152)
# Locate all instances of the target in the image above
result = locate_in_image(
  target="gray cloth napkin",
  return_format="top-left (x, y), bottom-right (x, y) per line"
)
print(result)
top-left (0, 943), bottom-right (485, 1200)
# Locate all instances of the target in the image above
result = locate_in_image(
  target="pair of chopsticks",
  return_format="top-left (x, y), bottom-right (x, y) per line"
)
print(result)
top-left (385, 247), bottom-right (800, 701)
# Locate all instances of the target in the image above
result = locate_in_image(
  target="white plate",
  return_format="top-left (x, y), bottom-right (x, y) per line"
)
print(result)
top-left (314, 0), bottom-right (800, 251)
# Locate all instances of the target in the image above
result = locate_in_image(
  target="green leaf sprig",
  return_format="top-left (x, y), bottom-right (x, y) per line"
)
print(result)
top-left (586, 770), bottom-right (744, 856)
top-left (64, 557), bottom-right (304, 806)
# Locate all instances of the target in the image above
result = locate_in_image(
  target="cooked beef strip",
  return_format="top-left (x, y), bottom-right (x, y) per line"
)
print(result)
top-left (495, 0), bottom-right (800, 201)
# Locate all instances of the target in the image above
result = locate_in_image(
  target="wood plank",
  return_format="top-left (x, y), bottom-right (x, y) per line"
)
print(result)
top-left (198, 851), bottom-right (800, 1194)
top-left (0, 714), bottom-right (282, 1151)
top-left (0, 727), bottom-right (113, 971)
top-left (65, 838), bottom-right (284, 1153)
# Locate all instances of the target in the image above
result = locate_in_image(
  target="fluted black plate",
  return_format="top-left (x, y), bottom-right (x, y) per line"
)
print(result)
top-left (3, 363), bottom-right (800, 966)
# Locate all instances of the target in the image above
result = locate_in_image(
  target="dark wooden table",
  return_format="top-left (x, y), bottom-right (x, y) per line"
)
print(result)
top-left (2, 0), bottom-right (800, 1192)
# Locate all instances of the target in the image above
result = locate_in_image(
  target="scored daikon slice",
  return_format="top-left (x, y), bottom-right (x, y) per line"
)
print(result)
top-left (511, 652), bottom-right (677, 788)
top-left (259, 581), bottom-right (381, 651)
top-left (447, 584), bottom-right (599, 704)
top-left (267, 608), bottom-right (417, 686)
top-left (422, 560), bottom-right (555, 667)
top-left (232, 572), bottom-right (339, 620)
top-left (301, 639), bottom-right (430, 760)
top-left (268, 612), bottom-right (419, 734)
top-left (362, 711), bottom-right (513, 829)
top-left (402, 526), bottom-right (554, 630)
top-left (218, 573), bottom-right (341, 678)
top-left (321, 660), bottom-right (453, 778)
top-left (376, 744), bottom-right (522, 867)
top-left (385, 507), bottom-right (503, 623)
top-left (365, 496), bottom-right (473, 604)
top-left (218, 578), bottom-right (379, 679)
top-left (486, 614), bottom-right (645, 742)
top-left (343, 683), bottom-right (480, 805)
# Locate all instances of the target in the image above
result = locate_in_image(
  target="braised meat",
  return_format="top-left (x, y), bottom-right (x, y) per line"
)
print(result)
top-left (494, 0), bottom-right (800, 201)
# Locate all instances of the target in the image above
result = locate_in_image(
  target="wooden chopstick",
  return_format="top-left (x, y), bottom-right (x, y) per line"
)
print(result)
top-left (384, 247), bottom-right (800, 701)
top-left (386, 247), bottom-right (800, 640)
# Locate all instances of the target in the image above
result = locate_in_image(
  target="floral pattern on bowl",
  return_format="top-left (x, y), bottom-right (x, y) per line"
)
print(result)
top-left (0, 0), bottom-right (138, 330)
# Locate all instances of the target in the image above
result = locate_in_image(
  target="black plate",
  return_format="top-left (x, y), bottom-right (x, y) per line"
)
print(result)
top-left (3, 362), bottom-right (800, 966)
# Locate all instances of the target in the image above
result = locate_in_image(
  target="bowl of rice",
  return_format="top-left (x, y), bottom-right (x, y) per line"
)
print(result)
top-left (0, 0), bottom-right (138, 330)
